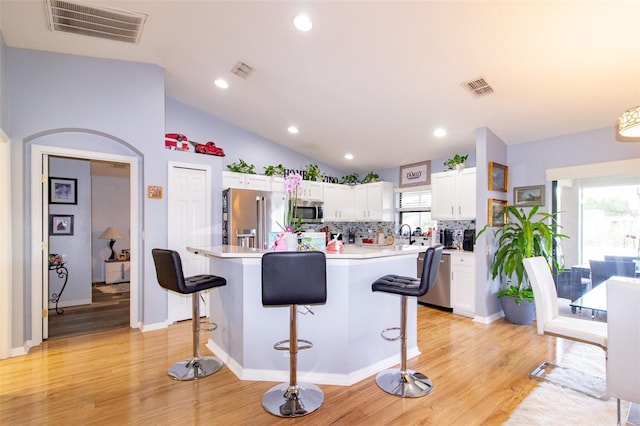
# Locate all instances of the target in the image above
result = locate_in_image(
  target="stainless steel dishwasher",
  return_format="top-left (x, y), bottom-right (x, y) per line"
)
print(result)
top-left (417, 251), bottom-right (451, 309)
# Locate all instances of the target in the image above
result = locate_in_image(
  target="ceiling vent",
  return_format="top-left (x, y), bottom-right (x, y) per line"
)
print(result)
top-left (462, 77), bottom-right (494, 97)
top-left (45, 0), bottom-right (147, 44)
top-left (231, 61), bottom-right (254, 79)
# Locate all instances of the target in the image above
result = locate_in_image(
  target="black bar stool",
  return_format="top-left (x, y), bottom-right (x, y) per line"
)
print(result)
top-left (371, 244), bottom-right (443, 397)
top-left (151, 248), bottom-right (227, 381)
top-left (261, 251), bottom-right (327, 417)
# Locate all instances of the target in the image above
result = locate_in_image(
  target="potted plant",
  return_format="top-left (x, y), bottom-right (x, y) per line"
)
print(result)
top-left (304, 163), bottom-right (323, 182)
top-left (361, 171), bottom-right (380, 184)
top-left (340, 173), bottom-right (360, 185)
top-left (477, 205), bottom-right (568, 325)
top-left (227, 159), bottom-right (256, 174)
top-left (264, 164), bottom-right (286, 177)
top-left (443, 154), bottom-right (469, 171)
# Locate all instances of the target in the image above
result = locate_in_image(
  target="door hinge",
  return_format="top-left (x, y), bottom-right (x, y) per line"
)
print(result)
top-left (42, 308), bottom-right (47, 318)
top-left (41, 173), bottom-right (47, 183)
top-left (42, 241), bottom-right (47, 251)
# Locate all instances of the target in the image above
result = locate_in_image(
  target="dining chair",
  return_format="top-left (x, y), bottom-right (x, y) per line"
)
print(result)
top-left (606, 276), bottom-right (640, 425)
top-left (589, 260), bottom-right (635, 288)
top-left (524, 257), bottom-right (608, 349)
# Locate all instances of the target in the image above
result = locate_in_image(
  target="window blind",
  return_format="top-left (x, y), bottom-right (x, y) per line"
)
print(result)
top-left (396, 189), bottom-right (431, 212)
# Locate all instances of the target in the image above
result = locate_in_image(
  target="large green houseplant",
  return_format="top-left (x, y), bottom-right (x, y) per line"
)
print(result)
top-left (478, 205), bottom-right (568, 324)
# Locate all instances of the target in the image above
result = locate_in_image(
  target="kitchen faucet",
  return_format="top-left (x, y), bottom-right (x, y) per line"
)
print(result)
top-left (399, 224), bottom-right (415, 245)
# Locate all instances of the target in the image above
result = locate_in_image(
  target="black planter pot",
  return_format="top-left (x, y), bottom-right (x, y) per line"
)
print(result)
top-left (500, 296), bottom-right (535, 325)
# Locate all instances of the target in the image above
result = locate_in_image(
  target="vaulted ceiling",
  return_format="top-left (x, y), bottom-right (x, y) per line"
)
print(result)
top-left (1, 1), bottom-right (639, 171)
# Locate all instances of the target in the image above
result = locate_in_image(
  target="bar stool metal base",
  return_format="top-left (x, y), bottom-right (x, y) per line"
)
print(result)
top-left (168, 356), bottom-right (223, 381)
top-left (375, 368), bottom-right (433, 398)
top-left (262, 382), bottom-right (324, 417)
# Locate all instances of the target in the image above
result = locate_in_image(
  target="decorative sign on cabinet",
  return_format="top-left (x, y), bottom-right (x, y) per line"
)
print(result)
top-left (431, 168), bottom-right (476, 220)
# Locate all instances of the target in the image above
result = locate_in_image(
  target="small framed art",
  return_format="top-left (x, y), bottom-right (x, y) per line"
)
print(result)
top-left (399, 160), bottom-right (431, 188)
top-left (513, 185), bottom-right (545, 207)
top-left (488, 199), bottom-right (507, 227)
top-left (49, 214), bottom-right (74, 236)
top-left (488, 162), bottom-right (508, 192)
top-left (49, 177), bottom-right (77, 205)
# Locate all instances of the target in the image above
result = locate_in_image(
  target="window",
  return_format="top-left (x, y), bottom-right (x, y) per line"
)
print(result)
top-left (396, 189), bottom-right (435, 235)
top-left (556, 174), bottom-right (640, 265)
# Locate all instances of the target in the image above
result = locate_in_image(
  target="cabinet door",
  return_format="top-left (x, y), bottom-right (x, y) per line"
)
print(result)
top-left (365, 182), bottom-right (394, 221)
top-left (457, 168), bottom-right (476, 219)
top-left (222, 171), bottom-right (244, 189)
top-left (323, 184), bottom-right (351, 221)
top-left (351, 185), bottom-right (369, 220)
top-left (431, 172), bottom-right (456, 219)
top-left (300, 181), bottom-right (323, 201)
top-left (244, 174), bottom-right (270, 190)
top-left (451, 254), bottom-right (475, 317)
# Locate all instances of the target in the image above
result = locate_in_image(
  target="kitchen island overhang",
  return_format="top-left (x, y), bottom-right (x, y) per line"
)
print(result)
top-left (187, 245), bottom-right (426, 386)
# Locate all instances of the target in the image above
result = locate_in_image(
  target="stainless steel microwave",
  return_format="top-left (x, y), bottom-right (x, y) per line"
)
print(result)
top-left (291, 199), bottom-right (324, 223)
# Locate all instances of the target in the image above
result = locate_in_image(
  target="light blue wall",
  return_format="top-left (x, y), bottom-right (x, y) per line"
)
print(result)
top-left (6, 47), bottom-right (350, 346)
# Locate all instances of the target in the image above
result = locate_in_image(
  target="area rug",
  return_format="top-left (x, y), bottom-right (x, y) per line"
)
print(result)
top-left (505, 342), bottom-right (630, 425)
top-left (95, 282), bottom-right (130, 294)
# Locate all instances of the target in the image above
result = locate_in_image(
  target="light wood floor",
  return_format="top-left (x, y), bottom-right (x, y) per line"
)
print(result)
top-left (0, 305), bottom-right (572, 425)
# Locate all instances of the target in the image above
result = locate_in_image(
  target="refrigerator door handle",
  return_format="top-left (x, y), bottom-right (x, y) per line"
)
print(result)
top-left (257, 196), bottom-right (267, 249)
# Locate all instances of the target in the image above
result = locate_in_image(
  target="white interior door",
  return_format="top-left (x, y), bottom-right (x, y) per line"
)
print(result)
top-left (168, 163), bottom-right (211, 322)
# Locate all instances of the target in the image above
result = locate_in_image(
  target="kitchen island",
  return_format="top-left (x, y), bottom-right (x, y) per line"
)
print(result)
top-left (187, 244), bottom-right (426, 386)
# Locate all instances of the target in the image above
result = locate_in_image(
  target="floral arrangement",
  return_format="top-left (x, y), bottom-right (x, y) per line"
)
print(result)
top-left (281, 172), bottom-right (303, 233)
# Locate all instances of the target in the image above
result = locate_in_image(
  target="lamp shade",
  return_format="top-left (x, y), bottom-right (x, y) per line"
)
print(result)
top-left (617, 105), bottom-right (640, 138)
top-left (99, 227), bottom-right (123, 240)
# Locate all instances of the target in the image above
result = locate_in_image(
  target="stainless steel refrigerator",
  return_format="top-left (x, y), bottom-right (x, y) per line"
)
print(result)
top-left (222, 188), bottom-right (286, 249)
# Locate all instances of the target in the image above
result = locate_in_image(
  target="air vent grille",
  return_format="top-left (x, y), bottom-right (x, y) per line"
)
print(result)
top-left (462, 77), bottom-right (494, 97)
top-left (45, 0), bottom-right (147, 44)
top-left (231, 61), bottom-right (254, 79)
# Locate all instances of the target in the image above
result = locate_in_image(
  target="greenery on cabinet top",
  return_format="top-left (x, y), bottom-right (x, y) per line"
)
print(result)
top-left (228, 159), bottom-right (383, 186)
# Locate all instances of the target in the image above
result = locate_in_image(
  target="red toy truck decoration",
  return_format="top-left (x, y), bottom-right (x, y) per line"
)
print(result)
top-left (164, 133), bottom-right (226, 157)
top-left (190, 140), bottom-right (226, 157)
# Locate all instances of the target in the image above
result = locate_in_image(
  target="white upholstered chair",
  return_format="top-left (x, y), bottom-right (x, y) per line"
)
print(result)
top-left (523, 257), bottom-right (607, 350)
top-left (606, 276), bottom-right (640, 425)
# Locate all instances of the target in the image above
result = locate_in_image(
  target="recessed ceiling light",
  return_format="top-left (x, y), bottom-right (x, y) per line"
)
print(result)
top-left (288, 126), bottom-right (299, 134)
top-left (344, 153), bottom-right (354, 160)
top-left (214, 79), bottom-right (229, 89)
top-left (293, 14), bottom-right (313, 32)
top-left (434, 128), bottom-right (447, 137)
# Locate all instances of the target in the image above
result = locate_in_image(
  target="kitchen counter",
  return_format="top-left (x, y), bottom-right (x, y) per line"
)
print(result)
top-left (187, 244), bottom-right (425, 386)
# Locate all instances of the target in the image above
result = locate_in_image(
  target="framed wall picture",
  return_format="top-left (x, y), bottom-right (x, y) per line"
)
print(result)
top-left (514, 185), bottom-right (545, 207)
top-left (488, 199), bottom-right (507, 227)
top-left (49, 214), bottom-right (74, 236)
top-left (399, 160), bottom-right (431, 188)
top-left (488, 162), bottom-right (508, 192)
top-left (49, 177), bottom-right (78, 205)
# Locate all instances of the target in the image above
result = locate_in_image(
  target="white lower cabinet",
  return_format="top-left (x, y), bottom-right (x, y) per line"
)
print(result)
top-left (105, 260), bottom-right (130, 284)
top-left (450, 252), bottom-right (475, 317)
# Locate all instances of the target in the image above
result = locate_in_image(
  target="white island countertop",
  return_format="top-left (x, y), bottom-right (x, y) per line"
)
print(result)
top-left (187, 243), bottom-right (426, 259)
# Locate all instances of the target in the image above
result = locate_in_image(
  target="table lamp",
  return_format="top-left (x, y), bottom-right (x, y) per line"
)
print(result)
top-left (99, 226), bottom-right (124, 260)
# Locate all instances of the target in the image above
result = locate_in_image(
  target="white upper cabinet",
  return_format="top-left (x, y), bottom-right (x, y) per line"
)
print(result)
top-left (222, 171), bottom-right (271, 191)
top-left (299, 180), bottom-right (323, 201)
top-left (431, 168), bottom-right (476, 220)
top-left (323, 183), bottom-right (352, 221)
top-left (350, 182), bottom-right (394, 221)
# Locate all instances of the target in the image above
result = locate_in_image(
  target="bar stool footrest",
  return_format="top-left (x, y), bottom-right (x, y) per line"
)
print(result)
top-left (199, 320), bottom-right (217, 332)
top-left (381, 326), bottom-right (402, 341)
top-left (273, 338), bottom-right (313, 351)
